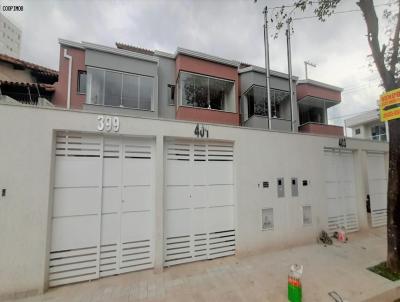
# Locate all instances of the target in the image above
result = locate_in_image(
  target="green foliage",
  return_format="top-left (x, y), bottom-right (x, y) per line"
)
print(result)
top-left (368, 261), bottom-right (400, 281)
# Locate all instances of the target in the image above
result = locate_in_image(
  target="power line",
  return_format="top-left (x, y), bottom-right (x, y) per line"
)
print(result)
top-left (293, 2), bottom-right (397, 21)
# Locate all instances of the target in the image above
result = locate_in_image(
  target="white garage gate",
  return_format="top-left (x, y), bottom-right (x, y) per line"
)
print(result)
top-left (49, 132), bottom-right (155, 287)
top-left (164, 140), bottom-right (235, 266)
top-left (324, 149), bottom-right (359, 235)
top-left (367, 152), bottom-right (388, 227)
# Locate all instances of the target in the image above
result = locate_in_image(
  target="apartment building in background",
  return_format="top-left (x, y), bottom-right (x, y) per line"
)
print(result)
top-left (0, 13), bottom-right (21, 58)
top-left (53, 39), bottom-right (344, 136)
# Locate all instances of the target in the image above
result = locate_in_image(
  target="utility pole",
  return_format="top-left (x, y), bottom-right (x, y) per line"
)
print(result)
top-left (304, 60), bottom-right (316, 79)
top-left (286, 19), bottom-right (295, 132)
top-left (263, 6), bottom-right (272, 130)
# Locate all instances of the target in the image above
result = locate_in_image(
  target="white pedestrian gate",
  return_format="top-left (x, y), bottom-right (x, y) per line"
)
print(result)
top-left (49, 132), bottom-right (155, 287)
top-left (367, 152), bottom-right (388, 227)
top-left (324, 149), bottom-right (359, 235)
top-left (164, 140), bottom-right (235, 266)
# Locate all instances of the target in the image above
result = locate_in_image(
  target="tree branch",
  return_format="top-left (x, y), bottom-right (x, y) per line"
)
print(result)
top-left (390, 0), bottom-right (400, 75)
top-left (357, 0), bottom-right (396, 90)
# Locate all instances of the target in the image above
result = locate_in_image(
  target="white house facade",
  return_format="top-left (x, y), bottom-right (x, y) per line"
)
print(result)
top-left (0, 103), bottom-right (389, 299)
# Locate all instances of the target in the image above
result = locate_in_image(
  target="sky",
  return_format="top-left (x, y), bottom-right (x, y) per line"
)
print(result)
top-left (2, 0), bottom-right (396, 128)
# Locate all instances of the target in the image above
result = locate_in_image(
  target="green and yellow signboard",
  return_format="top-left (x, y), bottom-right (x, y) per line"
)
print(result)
top-left (380, 88), bottom-right (400, 122)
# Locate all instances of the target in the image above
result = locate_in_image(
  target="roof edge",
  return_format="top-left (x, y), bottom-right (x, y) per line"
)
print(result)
top-left (82, 42), bottom-right (159, 63)
top-left (297, 79), bottom-right (343, 92)
top-left (58, 38), bottom-right (85, 50)
top-left (238, 65), bottom-right (299, 80)
top-left (176, 47), bottom-right (240, 68)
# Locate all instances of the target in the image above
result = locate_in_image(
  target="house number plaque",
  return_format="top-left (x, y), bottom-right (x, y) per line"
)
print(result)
top-left (194, 124), bottom-right (209, 138)
top-left (97, 115), bottom-right (120, 132)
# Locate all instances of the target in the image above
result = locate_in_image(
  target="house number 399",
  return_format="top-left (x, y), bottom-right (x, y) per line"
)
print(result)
top-left (97, 115), bottom-right (120, 132)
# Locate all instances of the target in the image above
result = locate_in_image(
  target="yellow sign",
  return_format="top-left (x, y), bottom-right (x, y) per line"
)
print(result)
top-left (380, 88), bottom-right (400, 121)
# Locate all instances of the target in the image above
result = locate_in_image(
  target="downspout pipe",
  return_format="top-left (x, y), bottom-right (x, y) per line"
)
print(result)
top-left (63, 49), bottom-right (72, 109)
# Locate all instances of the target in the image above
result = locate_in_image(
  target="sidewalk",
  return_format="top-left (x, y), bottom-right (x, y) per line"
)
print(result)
top-left (6, 227), bottom-right (399, 302)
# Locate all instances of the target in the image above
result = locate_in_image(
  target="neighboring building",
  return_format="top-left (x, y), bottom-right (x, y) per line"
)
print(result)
top-left (54, 39), bottom-right (344, 136)
top-left (345, 108), bottom-right (389, 142)
top-left (0, 53), bottom-right (58, 104)
top-left (0, 13), bottom-right (21, 58)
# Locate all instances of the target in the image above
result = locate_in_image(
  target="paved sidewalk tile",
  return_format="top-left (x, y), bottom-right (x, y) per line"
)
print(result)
top-left (5, 227), bottom-right (399, 302)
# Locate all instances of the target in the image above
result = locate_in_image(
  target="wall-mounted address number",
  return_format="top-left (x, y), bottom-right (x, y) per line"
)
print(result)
top-left (194, 124), bottom-right (209, 138)
top-left (97, 115), bottom-right (120, 132)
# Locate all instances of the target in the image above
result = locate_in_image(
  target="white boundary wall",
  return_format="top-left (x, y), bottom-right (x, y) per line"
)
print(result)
top-left (0, 104), bottom-right (388, 298)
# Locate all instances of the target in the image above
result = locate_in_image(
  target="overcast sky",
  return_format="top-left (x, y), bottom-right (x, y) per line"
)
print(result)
top-left (2, 0), bottom-right (396, 127)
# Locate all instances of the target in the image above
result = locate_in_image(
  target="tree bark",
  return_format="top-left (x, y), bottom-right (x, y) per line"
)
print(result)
top-left (387, 119), bottom-right (400, 272)
top-left (358, 0), bottom-right (400, 272)
top-left (357, 0), bottom-right (395, 89)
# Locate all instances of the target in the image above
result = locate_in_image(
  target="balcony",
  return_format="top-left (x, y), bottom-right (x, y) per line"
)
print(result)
top-left (176, 71), bottom-right (240, 126)
top-left (299, 122), bottom-right (344, 137)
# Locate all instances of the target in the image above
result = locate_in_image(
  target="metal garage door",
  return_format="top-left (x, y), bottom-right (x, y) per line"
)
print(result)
top-left (164, 140), bottom-right (235, 266)
top-left (367, 152), bottom-right (388, 227)
top-left (324, 149), bottom-right (359, 235)
top-left (49, 132), bottom-right (155, 287)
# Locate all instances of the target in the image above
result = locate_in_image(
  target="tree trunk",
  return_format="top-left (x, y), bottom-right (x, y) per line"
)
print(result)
top-left (357, 0), bottom-right (400, 272)
top-left (387, 118), bottom-right (400, 272)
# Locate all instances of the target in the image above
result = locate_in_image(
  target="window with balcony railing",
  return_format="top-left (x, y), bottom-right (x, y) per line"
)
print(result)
top-left (178, 71), bottom-right (235, 112)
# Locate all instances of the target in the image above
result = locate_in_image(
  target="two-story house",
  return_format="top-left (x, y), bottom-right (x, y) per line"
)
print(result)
top-left (345, 108), bottom-right (389, 142)
top-left (0, 38), bottom-right (390, 296)
top-left (53, 39), bottom-right (343, 136)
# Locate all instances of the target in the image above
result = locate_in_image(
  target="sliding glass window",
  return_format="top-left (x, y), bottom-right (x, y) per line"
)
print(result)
top-left (86, 67), bottom-right (154, 110)
top-left (179, 71), bottom-right (234, 112)
top-left (244, 85), bottom-right (290, 119)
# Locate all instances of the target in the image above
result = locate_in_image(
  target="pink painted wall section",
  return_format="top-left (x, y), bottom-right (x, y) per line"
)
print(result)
top-left (175, 54), bottom-right (240, 125)
top-left (176, 106), bottom-right (240, 126)
top-left (296, 83), bottom-right (341, 103)
top-left (53, 46), bottom-right (86, 109)
top-left (299, 123), bottom-right (344, 137)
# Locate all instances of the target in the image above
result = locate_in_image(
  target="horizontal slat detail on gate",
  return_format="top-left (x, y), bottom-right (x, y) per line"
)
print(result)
top-left (372, 209), bottom-right (387, 227)
top-left (167, 143), bottom-right (191, 161)
top-left (49, 245), bottom-right (98, 287)
top-left (124, 144), bottom-right (152, 159)
top-left (55, 133), bottom-right (101, 157)
top-left (207, 144), bottom-right (233, 162)
top-left (100, 243), bottom-right (117, 276)
top-left (327, 215), bottom-right (346, 236)
top-left (208, 230), bottom-right (235, 258)
top-left (346, 213), bottom-right (359, 232)
top-left (120, 240), bottom-right (153, 270)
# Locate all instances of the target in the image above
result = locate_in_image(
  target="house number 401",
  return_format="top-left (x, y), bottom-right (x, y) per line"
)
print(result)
top-left (97, 115), bottom-right (120, 132)
top-left (194, 124), bottom-right (209, 138)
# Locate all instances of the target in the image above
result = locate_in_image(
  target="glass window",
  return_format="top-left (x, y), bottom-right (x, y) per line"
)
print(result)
top-left (140, 76), bottom-right (153, 110)
top-left (78, 71), bottom-right (86, 94)
top-left (371, 124), bottom-right (386, 141)
top-left (104, 71), bottom-right (122, 107)
top-left (180, 72), bottom-right (234, 111)
top-left (168, 84), bottom-right (175, 105)
top-left (193, 76), bottom-right (208, 108)
top-left (87, 68), bottom-right (105, 105)
top-left (355, 128), bottom-right (361, 135)
top-left (262, 208), bottom-right (274, 230)
top-left (87, 67), bottom-right (153, 110)
top-left (245, 86), bottom-right (266, 118)
top-left (122, 74), bottom-right (139, 108)
top-left (181, 73), bottom-right (195, 106)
